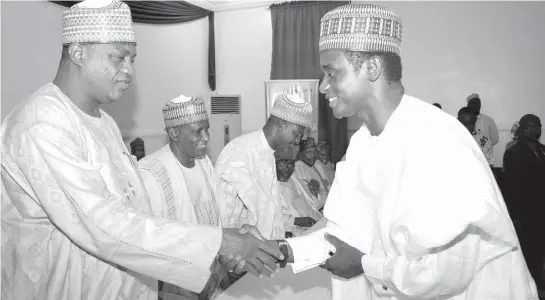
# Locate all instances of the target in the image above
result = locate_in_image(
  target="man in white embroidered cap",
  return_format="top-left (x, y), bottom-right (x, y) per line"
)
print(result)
top-left (138, 95), bottom-right (225, 300)
top-left (236, 3), bottom-right (538, 300)
top-left (0, 1), bottom-right (283, 300)
top-left (215, 93), bottom-right (311, 240)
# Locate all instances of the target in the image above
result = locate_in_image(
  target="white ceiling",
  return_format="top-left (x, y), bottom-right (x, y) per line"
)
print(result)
top-left (186, 0), bottom-right (292, 12)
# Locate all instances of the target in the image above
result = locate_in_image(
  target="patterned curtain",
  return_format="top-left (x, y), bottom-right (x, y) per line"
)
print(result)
top-left (51, 1), bottom-right (216, 91)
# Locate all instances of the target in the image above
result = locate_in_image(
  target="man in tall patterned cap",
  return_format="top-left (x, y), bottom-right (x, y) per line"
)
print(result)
top-left (0, 1), bottom-right (283, 300)
top-left (467, 93), bottom-right (499, 154)
top-left (215, 93), bottom-right (312, 241)
top-left (138, 95), bottom-right (225, 300)
top-left (292, 137), bottom-right (330, 210)
top-left (238, 3), bottom-right (538, 300)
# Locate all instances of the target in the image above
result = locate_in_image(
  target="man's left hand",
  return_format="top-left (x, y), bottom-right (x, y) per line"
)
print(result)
top-left (321, 234), bottom-right (365, 279)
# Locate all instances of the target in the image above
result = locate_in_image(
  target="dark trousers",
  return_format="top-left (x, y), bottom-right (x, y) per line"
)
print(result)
top-left (517, 225), bottom-right (545, 289)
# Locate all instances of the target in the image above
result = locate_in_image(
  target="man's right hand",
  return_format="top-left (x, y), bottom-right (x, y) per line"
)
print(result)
top-left (219, 228), bottom-right (283, 278)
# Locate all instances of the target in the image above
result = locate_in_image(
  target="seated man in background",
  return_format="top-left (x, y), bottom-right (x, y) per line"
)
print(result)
top-left (293, 138), bottom-right (329, 210)
top-left (458, 107), bottom-right (495, 167)
top-left (314, 140), bottom-right (335, 185)
top-left (138, 95), bottom-right (225, 300)
top-left (130, 137), bottom-right (146, 161)
top-left (276, 154), bottom-right (321, 238)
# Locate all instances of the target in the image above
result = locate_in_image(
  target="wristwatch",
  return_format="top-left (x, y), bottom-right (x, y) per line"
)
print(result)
top-left (276, 240), bottom-right (289, 268)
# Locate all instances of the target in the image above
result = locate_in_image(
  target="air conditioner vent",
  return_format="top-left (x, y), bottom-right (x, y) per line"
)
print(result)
top-left (211, 96), bottom-right (240, 115)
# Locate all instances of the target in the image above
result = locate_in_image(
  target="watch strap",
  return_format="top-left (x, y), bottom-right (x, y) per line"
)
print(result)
top-left (276, 240), bottom-right (289, 268)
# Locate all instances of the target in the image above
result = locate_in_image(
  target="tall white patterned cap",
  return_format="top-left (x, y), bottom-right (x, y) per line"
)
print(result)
top-left (270, 94), bottom-right (312, 128)
top-left (163, 95), bottom-right (209, 129)
top-left (62, 0), bottom-right (136, 45)
top-left (319, 4), bottom-right (402, 54)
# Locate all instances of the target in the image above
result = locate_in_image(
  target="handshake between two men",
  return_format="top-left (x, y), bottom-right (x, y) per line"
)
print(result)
top-left (217, 225), bottom-right (290, 278)
top-left (217, 224), bottom-right (368, 281)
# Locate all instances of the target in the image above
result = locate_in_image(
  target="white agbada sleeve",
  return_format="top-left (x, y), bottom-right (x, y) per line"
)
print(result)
top-left (360, 140), bottom-right (515, 298)
top-left (14, 123), bottom-right (222, 293)
top-left (218, 164), bottom-right (258, 228)
top-left (217, 160), bottom-right (280, 239)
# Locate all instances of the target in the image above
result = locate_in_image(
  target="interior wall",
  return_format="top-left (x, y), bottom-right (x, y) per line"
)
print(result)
top-left (1, 1), bottom-right (65, 120)
top-left (346, 1), bottom-right (545, 166)
top-left (213, 7), bottom-right (273, 134)
top-left (2, 1), bottom-right (544, 166)
top-left (1, 1), bottom-right (271, 160)
top-left (1, 0), bottom-right (210, 156)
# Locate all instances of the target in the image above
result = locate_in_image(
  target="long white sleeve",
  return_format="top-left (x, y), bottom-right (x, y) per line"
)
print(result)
top-left (360, 131), bottom-right (517, 297)
top-left (360, 230), bottom-right (482, 298)
top-left (11, 123), bottom-right (221, 293)
top-left (286, 220), bottom-right (339, 273)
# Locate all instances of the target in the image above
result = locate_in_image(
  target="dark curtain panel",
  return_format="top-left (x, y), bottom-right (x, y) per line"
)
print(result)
top-left (51, 1), bottom-right (217, 91)
top-left (270, 1), bottom-right (348, 163)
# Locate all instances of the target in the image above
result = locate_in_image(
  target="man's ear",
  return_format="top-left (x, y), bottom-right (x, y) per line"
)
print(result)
top-left (166, 127), bottom-right (179, 142)
top-left (68, 44), bottom-right (86, 67)
top-left (364, 55), bottom-right (383, 82)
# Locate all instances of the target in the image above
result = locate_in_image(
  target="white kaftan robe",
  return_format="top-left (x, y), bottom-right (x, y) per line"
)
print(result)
top-left (314, 160), bottom-right (335, 186)
top-left (1, 83), bottom-right (222, 300)
top-left (138, 145), bottom-right (225, 300)
top-left (278, 178), bottom-right (323, 236)
top-left (285, 95), bottom-right (538, 299)
top-left (293, 161), bottom-right (329, 209)
top-left (215, 130), bottom-right (286, 240)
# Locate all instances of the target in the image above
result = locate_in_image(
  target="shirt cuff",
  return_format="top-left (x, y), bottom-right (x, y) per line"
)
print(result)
top-left (361, 255), bottom-right (389, 289)
top-left (285, 216), bottom-right (296, 232)
top-left (286, 235), bottom-right (332, 273)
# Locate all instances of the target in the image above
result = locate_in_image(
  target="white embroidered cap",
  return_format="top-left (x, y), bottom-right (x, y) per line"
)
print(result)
top-left (62, 0), bottom-right (136, 45)
top-left (270, 94), bottom-right (312, 128)
top-left (162, 94), bottom-right (209, 128)
top-left (319, 4), bottom-right (402, 54)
